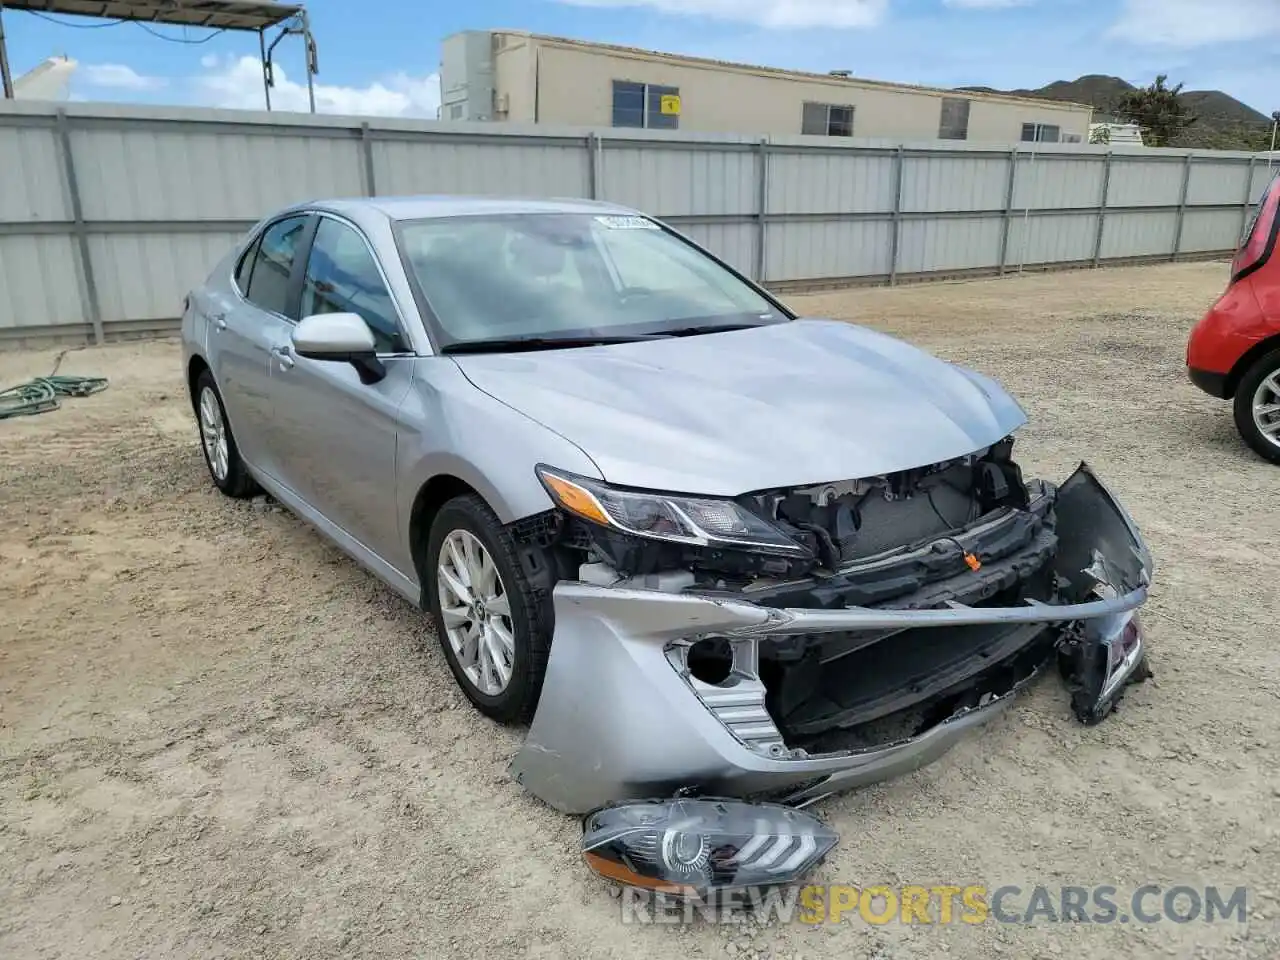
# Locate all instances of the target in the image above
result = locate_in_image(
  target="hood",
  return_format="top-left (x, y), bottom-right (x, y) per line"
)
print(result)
top-left (452, 319), bottom-right (1027, 496)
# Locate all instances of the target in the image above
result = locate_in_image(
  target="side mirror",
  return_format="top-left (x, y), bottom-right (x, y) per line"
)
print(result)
top-left (292, 312), bottom-right (386, 384)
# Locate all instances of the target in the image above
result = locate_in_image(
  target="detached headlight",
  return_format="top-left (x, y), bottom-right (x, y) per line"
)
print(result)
top-left (536, 465), bottom-right (807, 557)
top-left (582, 798), bottom-right (838, 900)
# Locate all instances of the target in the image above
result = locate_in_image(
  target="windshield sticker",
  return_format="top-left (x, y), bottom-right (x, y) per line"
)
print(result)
top-left (594, 215), bottom-right (660, 230)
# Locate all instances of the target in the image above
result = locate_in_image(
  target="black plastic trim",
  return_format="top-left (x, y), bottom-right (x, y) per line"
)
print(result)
top-left (1187, 366), bottom-right (1231, 399)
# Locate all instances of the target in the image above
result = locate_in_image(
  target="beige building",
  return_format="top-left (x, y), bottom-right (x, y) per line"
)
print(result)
top-left (439, 31), bottom-right (1092, 145)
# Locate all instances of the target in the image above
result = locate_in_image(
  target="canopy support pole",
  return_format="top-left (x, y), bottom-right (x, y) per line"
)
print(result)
top-left (0, 2), bottom-right (15, 101)
top-left (259, 27), bottom-right (271, 110)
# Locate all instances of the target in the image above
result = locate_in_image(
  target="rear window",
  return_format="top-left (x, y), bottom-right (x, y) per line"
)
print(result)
top-left (245, 215), bottom-right (309, 318)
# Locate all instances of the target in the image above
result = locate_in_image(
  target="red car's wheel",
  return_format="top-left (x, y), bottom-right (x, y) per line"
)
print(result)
top-left (1233, 347), bottom-right (1280, 465)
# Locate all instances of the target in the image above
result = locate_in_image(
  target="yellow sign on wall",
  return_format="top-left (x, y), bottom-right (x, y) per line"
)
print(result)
top-left (659, 94), bottom-right (682, 116)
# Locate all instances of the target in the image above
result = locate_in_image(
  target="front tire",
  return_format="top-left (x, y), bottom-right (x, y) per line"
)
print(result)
top-left (194, 370), bottom-right (259, 498)
top-left (425, 495), bottom-right (551, 724)
top-left (1232, 348), bottom-right (1280, 465)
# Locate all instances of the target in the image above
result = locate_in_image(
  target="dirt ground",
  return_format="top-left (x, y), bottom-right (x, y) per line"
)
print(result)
top-left (2, 261), bottom-right (1278, 960)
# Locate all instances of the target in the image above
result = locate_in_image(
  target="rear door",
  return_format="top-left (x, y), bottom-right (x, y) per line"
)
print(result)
top-left (264, 213), bottom-right (415, 570)
top-left (208, 213), bottom-right (313, 478)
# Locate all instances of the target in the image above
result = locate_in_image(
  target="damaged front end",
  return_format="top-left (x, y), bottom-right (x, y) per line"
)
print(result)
top-left (512, 447), bottom-right (1154, 816)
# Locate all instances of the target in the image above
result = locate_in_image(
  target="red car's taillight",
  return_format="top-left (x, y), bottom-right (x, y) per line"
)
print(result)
top-left (1232, 173), bottom-right (1280, 283)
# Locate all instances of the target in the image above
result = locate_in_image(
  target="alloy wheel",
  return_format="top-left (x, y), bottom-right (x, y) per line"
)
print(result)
top-left (436, 529), bottom-right (515, 696)
top-left (1252, 368), bottom-right (1280, 451)
top-left (198, 386), bottom-right (229, 482)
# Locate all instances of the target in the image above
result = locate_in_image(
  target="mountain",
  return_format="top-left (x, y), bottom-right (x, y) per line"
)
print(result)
top-left (957, 75), bottom-right (1271, 149)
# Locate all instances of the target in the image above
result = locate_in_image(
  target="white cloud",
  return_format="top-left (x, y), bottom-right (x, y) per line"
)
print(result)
top-left (1109, 0), bottom-right (1280, 47)
top-left (82, 63), bottom-right (167, 91)
top-left (942, 0), bottom-right (1031, 8)
top-left (194, 56), bottom-right (440, 117)
top-left (553, 0), bottom-right (887, 28)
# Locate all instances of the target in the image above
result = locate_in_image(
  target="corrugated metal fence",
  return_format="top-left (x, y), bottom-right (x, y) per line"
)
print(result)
top-left (1, 100), bottom-right (1276, 344)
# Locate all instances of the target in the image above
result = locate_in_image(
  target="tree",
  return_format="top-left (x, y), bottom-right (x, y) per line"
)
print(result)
top-left (1174, 122), bottom-right (1272, 152)
top-left (1089, 125), bottom-right (1112, 145)
top-left (1116, 74), bottom-right (1196, 147)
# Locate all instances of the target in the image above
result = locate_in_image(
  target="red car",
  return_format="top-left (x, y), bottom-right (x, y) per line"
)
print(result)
top-left (1187, 172), bottom-right (1280, 463)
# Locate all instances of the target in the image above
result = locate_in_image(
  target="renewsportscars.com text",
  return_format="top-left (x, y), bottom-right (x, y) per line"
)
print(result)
top-left (620, 884), bottom-right (1250, 926)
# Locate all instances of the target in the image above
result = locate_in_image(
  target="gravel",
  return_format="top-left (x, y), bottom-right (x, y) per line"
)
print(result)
top-left (2, 262), bottom-right (1278, 959)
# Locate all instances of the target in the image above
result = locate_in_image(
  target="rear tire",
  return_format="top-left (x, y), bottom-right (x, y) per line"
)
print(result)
top-left (194, 370), bottom-right (259, 498)
top-left (1232, 348), bottom-right (1280, 465)
top-left (425, 495), bottom-right (551, 724)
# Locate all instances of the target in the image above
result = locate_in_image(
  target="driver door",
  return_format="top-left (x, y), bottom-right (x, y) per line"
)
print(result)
top-left (265, 214), bottom-right (414, 569)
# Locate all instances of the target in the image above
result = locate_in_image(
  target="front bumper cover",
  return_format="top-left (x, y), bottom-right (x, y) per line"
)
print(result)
top-left (510, 463), bottom-right (1154, 815)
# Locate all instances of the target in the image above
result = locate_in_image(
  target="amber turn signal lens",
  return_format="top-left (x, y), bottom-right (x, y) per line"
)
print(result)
top-left (582, 851), bottom-right (699, 897)
top-left (541, 473), bottom-right (611, 526)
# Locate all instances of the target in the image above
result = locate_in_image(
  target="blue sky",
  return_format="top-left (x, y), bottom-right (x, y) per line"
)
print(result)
top-left (4, 0), bottom-right (1277, 117)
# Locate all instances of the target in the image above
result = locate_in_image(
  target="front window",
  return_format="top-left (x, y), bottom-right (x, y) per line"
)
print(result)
top-left (301, 218), bottom-right (405, 353)
top-left (396, 213), bottom-right (785, 350)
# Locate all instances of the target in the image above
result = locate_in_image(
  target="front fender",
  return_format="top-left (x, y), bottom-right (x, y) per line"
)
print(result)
top-left (396, 359), bottom-right (602, 530)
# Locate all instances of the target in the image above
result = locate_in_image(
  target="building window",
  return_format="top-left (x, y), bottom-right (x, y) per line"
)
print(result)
top-left (802, 102), bottom-right (855, 137)
top-left (612, 81), bottom-right (680, 129)
top-left (938, 97), bottom-right (971, 140)
top-left (1021, 123), bottom-right (1061, 143)
top-left (448, 104), bottom-right (463, 120)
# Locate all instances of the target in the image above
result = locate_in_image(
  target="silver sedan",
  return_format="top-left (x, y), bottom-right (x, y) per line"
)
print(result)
top-left (182, 196), bottom-right (1153, 818)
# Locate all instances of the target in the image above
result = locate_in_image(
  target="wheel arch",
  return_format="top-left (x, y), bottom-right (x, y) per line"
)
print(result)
top-left (187, 354), bottom-right (211, 411)
top-left (409, 474), bottom-right (483, 594)
top-left (1226, 334), bottom-right (1280, 398)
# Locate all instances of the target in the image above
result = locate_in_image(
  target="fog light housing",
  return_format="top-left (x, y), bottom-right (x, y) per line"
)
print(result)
top-left (581, 798), bottom-right (837, 900)
top-left (1101, 614), bottom-right (1146, 701)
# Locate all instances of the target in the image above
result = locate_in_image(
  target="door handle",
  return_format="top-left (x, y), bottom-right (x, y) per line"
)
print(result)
top-left (271, 344), bottom-right (296, 370)
top-left (209, 311), bottom-right (228, 331)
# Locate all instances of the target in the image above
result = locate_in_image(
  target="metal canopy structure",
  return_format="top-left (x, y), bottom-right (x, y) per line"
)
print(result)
top-left (0, 0), bottom-right (318, 112)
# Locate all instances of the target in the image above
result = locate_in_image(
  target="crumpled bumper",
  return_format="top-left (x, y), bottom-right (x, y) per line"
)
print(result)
top-left (510, 463), bottom-right (1154, 815)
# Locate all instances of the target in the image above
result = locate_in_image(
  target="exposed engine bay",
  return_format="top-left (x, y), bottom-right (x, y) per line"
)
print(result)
top-left (515, 438), bottom-right (1152, 775)
top-left (563, 437), bottom-right (1029, 587)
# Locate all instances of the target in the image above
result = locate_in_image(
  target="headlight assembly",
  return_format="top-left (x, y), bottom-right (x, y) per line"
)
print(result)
top-left (582, 798), bottom-right (838, 900)
top-left (536, 465), bottom-right (807, 557)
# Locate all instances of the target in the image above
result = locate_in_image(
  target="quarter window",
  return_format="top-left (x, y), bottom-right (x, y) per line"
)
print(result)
top-left (245, 215), bottom-right (309, 318)
top-left (612, 81), bottom-right (680, 129)
top-left (301, 218), bottom-right (404, 353)
top-left (1021, 123), bottom-right (1061, 143)
top-left (802, 102), bottom-right (855, 137)
top-left (234, 235), bottom-right (261, 293)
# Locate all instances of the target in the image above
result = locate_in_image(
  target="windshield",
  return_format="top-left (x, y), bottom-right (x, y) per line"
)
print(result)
top-left (395, 213), bottom-right (787, 349)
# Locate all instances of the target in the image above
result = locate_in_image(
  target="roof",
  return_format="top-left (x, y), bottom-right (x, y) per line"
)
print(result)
top-left (495, 31), bottom-right (1094, 114)
top-left (318, 195), bottom-right (633, 221)
top-left (2, 0), bottom-right (303, 31)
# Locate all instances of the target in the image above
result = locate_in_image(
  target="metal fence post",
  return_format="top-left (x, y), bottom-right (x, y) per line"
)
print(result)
top-left (1240, 155), bottom-right (1258, 238)
top-left (360, 123), bottom-right (377, 196)
top-left (586, 132), bottom-right (601, 200)
top-left (754, 137), bottom-right (769, 283)
top-left (997, 146), bottom-right (1018, 275)
top-left (55, 109), bottom-right (104, 345)
top-left (1172, 152), bottom-right (1193, 260)
top-left (888, 145), bottom-right (905, 285)
top-left (1092, 151), bottom-right (1113, 267)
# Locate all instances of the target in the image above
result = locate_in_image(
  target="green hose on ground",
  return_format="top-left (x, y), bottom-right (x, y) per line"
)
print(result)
top-left (0, 374), bottom-right (109, 420)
